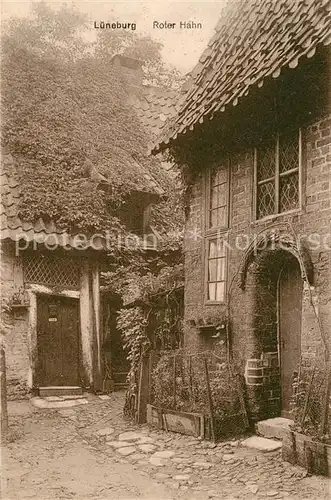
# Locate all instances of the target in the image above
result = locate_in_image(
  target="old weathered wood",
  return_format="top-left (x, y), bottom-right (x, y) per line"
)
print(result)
top-left (188, 355), bottom-right (193, 402)
top-left (319, 362), bottom-right (331, 439)
top-left (173, 355), bottom-right (177, 409)
top-left (37, 295), bottom-right (80, 386)
top-left (136, 357), bottom-right (144, 424)
top-left (148, 351), bottom-right (153, 404)
top-left (137, 354), bottom-right (151, 424)
top-left (0, 347), bottom-right (8, 440)
top-left (162, 410), bottom-right (169, 432)
top-left (203, 357), bottom-right (215, 442)
top-left (235, 372), bottom-right (250, 428)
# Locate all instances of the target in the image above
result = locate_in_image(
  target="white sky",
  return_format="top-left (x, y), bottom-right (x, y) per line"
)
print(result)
top-left (1, 0), bottom-right (227, 72)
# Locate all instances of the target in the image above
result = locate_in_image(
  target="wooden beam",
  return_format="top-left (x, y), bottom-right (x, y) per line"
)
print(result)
top-left (0, 348), bottom-right (8, 440)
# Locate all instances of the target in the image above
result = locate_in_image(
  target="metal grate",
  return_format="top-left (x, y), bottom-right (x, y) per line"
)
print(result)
top-left (291, 362), bottom-right (331, 447)
top-left (23, 253), bottom-right (81, 289)
top-left (150, 350), bottom-right (249, 440)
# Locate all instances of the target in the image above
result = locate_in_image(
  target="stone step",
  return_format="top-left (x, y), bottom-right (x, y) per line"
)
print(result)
top-left (39, 386), bottom-right (83, 397)
top-left (255, 417), bottom-right (294, 440)
top-left (113, 384), bottom-right (128, 392)
top-left (31, 396), bottom-right (88, 409)
top-left (241, 435), bottom-right (282, 452)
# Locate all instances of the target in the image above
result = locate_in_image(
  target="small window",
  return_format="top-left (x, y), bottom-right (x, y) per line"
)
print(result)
top-left (255, 130), bottom-right (301, 219)
top-left (207, 163), bottom-right (229, 230)
top-left (206, 237), bottom-right (227, 303)
top-left (279, 133), bottom-right (300, 212)
top-left (23, 253), bottom-right (80, 290)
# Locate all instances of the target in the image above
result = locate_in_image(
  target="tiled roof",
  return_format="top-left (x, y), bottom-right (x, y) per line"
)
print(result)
top-left (1, 60), bottom-right (180, 246)
top-left (96, 147), bottom-right (166, 196)
top-left (0, 153), bottom-right (105, 249)
top-left (153, 0), bottom-right (331, 153)
top-left (134, 85), bottom-right (181, 139)
top-left (0, 151), bottom-right (173, 248)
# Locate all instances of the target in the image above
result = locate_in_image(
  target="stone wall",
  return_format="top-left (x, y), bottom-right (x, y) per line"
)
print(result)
top-left (0, 241), bottom-right (29, 398)
top-left (183, 113), bottom-right (331, 421)
top-left (282, 430), bottom-right (331, 476)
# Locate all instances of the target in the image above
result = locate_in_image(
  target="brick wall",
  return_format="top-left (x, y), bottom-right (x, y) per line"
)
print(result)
top-left (183, 113), bottom-right (331, 421)
top-left (1, 241), bottom-right (30, 398)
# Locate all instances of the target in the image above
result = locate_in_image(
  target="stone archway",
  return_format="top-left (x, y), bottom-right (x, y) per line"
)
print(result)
top-left (239, 231), bottom-right (314, 291)
top-left (241, 242), bottom-right (310, 420)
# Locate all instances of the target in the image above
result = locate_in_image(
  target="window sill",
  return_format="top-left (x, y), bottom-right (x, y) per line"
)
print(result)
top-left (251, 208), bottom-right (302, 226)
top-left (204, 300), bottom-right (227, 306)
top-left (204, 228), bottom-right (229, 237)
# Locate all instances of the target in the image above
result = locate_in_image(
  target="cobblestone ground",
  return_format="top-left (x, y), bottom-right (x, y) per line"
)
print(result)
top-left (2, 392), bottom-right (331, 499)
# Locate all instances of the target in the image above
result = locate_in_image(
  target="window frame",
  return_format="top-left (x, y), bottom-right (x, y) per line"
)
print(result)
top-left (205, 158), bottom-right (231, 234)
top-left (204, 233), bottom-right (229, 305)
top-left (254, 129), bottom-right (302, 221)
top-left (203, 158), bottom-right (230, 305)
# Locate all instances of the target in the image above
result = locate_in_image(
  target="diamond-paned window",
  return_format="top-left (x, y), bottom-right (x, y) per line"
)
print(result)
top-left (257, 182), bottom-right (276, 219)
top-left (279, 133), bottom-right (299, 173)
top-left (257, 143), bottom-right (276, 181)
top-left (280, 172), bottom-right (299, 212)
top-left (23, 253), bottom-right (81, 290)
top-left (256, 130), bottom-right (300, 219)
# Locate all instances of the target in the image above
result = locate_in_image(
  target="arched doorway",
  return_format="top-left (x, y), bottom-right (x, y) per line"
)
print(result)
top-left (278, 256), bottom-right (303, 416)
top-left (239, 239), bottom-right (309, 420)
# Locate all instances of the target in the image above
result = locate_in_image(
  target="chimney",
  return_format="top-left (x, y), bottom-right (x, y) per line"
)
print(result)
top-left (111, 54), bottom-right (144, 91)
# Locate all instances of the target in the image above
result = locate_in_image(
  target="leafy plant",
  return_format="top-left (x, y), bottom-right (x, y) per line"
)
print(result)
top-left (2, 3), bottom-right (184, 234)
top-left (117, 307), bottom-right (150, 390)
top-left (151, 351), bottom-right (240, 419)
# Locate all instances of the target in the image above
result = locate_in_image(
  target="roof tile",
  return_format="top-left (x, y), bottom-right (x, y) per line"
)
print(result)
top-left (0, 155), bottom-right (103, 249)
top-left (133, 85), bottom-right (181, 140)
top-left (154, 0), bottom-right (331, 152)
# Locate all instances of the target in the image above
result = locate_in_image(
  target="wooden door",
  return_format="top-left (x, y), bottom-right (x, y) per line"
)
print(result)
top-left (37, 295), bottom-right (80, 386)
top-left (278, 258), bottom-right (302, 415)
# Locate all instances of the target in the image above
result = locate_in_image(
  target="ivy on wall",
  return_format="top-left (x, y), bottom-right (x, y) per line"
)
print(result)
top-left (2, 6), bottom-right (182, 235)
top-left (117, 306), bottom-right (150, 395)
top-left (111, 262), bottom-right (184, 418)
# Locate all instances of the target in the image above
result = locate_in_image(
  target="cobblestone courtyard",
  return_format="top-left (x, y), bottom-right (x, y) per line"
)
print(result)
top-left (2, 392), bottom-right (330, 499)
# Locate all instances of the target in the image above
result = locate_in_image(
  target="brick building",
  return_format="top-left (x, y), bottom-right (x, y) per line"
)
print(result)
top-left (153, 0), bottom-right (331, 421)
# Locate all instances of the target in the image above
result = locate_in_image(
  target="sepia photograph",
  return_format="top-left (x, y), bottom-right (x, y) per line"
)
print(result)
top-left (0, 0), bottom-right (331, 498)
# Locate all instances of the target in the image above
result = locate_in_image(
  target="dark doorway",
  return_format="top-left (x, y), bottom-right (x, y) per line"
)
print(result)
top-left (102, 295), bottom-right (130, 391)
top-left (37, 295), bottom-right (80, 386)
top-left (278, 257), bottom-right (303, 416)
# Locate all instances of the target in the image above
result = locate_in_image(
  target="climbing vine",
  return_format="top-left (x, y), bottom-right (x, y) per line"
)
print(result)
top-left (2, 6), bottom-right (182, 234)
top-left (117, 307), bottom-right (150, 391)
top-left (109, 262), bottom-right (184, 418)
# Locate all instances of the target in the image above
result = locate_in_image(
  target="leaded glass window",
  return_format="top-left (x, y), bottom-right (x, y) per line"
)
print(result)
top-left (206, 238), bottom-right (226, 302)
top-left (23, 253), bottom-right (81, 290)
top-left (279, 132), bottom-right (299, 212)
top-left (256, 130), bottom-right (300, 219)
